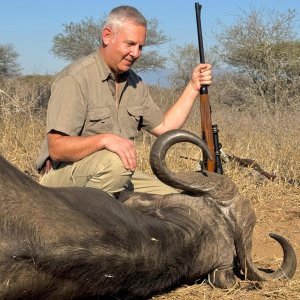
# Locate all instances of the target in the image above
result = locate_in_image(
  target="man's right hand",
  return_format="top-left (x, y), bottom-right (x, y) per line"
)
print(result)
top-left (101, 134), bottom-right (137, 171)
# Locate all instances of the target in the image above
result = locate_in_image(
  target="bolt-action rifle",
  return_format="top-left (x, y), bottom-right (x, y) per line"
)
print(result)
top-left (194, 3), bottom-right (299, 185)
top-left (195, 2), bottom-right (223, 174)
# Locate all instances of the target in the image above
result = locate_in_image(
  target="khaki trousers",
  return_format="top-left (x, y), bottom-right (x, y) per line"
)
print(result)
top-left (40, 150), bottom-right (178, 195)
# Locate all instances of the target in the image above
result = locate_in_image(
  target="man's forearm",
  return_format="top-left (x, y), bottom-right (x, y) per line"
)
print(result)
top-left (150, 81), bottom-right (198, 136)
top-left (47, 133), bottom-right (103, 162)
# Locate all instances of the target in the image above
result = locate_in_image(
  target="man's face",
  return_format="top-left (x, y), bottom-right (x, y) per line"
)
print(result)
top-left (102, 21), bottom-right (146, 75)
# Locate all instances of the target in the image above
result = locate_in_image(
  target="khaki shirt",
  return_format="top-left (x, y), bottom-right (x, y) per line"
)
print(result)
top-left (36, 50), bottom-right (163, 170)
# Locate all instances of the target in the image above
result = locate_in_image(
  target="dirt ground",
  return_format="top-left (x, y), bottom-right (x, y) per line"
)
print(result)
top-left (151, 171), bottom-right (300, 300)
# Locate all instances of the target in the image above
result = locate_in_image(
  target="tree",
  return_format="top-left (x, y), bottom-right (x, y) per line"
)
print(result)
top-left (0, 44), bottom-right (21, 79)
top-left (215, 8), bottom-right (300, 108)
top-left (168, 43), bottom-right (218, 90)
top-left (168, 44), bottom-right (199, 90)
top-left (51, 17), bottom-right (169, 73)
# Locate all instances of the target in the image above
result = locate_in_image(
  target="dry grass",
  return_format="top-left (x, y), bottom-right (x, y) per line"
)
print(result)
top-left (0, 78), bottom-right (299, 299)
top-left (0, 112), bottom-right (45, 178)
top-left (151, 279), bottom-right (300, 300)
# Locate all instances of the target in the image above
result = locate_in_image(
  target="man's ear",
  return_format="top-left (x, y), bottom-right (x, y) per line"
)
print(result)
top-left (102, 27), bottom-right (113, 46)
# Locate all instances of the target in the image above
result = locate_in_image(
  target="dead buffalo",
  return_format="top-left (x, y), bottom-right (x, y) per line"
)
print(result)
top-left (0, 129), bottom-right (297, 300)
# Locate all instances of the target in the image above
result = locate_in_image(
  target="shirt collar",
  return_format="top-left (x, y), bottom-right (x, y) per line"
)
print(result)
top-left (94, 49), bottom-right (129, 83)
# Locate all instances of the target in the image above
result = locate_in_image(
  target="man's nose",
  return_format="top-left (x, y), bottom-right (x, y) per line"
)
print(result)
top-left (131, 45), bottom-right (141, 58)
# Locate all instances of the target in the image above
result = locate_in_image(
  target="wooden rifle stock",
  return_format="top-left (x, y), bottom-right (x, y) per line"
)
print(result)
top-left (195, 3), bottom-right (215, 172)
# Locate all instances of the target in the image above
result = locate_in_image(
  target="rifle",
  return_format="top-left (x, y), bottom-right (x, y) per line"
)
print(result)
top-left (193, 3), bottom-right (299, 185)
top-left (195, 2), bottom-right (223, 174)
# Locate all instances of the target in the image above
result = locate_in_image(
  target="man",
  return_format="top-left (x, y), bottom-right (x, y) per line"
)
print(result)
top-left (36, 5), bottom-right (213, 196)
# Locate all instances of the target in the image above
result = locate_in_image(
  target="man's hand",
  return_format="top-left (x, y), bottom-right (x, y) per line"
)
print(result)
top-left (101, 134), bottom-right (137, 171)
top-left (190, 63), bottom-right (212, 92)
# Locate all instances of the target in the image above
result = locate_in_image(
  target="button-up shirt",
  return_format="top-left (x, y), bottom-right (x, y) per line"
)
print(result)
top-left (36, 50), bottom-right (163, 170)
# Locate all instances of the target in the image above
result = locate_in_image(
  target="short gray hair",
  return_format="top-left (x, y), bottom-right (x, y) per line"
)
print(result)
top-left (104, 5), bottom-right (147, 30)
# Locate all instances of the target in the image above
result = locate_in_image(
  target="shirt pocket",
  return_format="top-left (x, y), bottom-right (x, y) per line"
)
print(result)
top-left (127, 106), bottom-right (144, 131)
top-left (87, 107), bottom-right (113, 134)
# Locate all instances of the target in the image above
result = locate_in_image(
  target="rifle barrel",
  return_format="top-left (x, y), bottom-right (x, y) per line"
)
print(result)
top-left (195, 3), bottom-right (205, 64)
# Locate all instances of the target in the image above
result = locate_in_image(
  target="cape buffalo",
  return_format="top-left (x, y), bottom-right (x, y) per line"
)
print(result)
top-left (0, 129), bottom-right (297, 299)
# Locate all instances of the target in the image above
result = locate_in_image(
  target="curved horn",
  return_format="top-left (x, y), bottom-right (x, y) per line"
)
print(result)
top-left (236, 232), bottom-right (297, 281)
top-left (150, 129), bottom-right (214, 193)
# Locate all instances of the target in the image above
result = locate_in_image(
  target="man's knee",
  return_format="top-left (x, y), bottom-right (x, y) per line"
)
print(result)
top-left (82, 150), bottom-right (133, 193)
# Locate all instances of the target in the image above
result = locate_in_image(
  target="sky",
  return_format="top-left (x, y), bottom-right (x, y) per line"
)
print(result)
top-left (1, 0), bottom-right (299, 84)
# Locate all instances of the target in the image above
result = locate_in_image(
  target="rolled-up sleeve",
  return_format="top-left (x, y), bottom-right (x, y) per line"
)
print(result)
top-left (139, 84), bottom-right (163, 131)
top-left (47, 76), bottom-right (86, 136)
